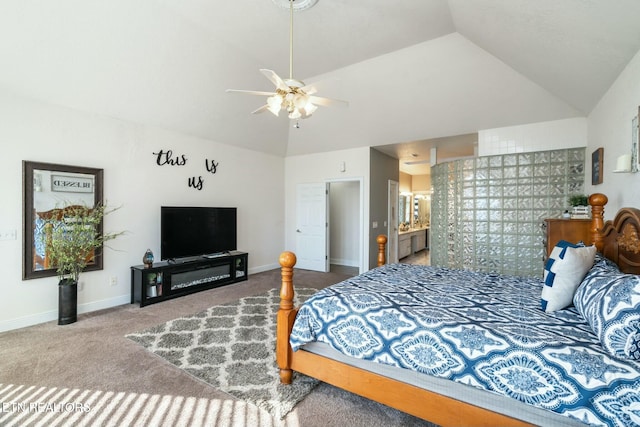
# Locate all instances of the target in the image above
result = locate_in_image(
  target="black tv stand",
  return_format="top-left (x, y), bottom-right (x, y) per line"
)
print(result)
top-left (131, 251), bottom-right (248, 307)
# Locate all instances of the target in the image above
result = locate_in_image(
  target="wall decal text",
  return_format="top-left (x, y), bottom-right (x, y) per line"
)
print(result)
top-left (188, 176), bottom-right (204, 191)
top-left (152, 149), bottom-right (220, 190)
top-left (205, 159), bottom-right (219, 174)
top-left (153, 150), bottom-right (188, 166)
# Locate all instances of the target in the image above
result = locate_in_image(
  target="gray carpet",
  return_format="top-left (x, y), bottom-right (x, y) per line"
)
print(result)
top-left (0, 266), bottom-right (435, 426)
top-left (126, 287), bottom-right (319, 419)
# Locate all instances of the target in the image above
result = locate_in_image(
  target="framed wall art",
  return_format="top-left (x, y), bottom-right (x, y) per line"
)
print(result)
top-left (592, 147), bottom-right (603, 185)
top-left (22, 161), bottom-right (104, 280)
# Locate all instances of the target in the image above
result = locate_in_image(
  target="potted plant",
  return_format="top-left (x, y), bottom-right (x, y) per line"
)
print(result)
top-left (568, 194), bottom-right (590, 218)
top-left (44, 203), bottom-right (123, 325)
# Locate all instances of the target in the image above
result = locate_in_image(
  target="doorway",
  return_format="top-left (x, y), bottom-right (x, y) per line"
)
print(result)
top-left (294, 178), bottom-right (365, 274)
top-left (328, 178), bottom-right (365, 275)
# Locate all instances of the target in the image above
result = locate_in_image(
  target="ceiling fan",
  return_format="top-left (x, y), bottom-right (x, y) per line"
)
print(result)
top-left (226, 0), bottom-right (347, 123)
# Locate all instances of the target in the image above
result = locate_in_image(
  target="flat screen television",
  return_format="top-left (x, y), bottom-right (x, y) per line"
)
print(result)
top-left (161, 206), bottom-right (237, 260)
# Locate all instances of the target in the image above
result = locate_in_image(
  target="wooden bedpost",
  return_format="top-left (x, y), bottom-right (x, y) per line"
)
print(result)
top-left (377, 234), bottom-right (387, 266)
top-left (589, 193), bottom-right (608, 252)
top-left (277, 251), bottom-right (297, 384)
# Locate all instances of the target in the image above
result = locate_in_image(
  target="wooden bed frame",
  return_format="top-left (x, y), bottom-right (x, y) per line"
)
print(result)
top-left (276, 192), bottom-right (640, 426)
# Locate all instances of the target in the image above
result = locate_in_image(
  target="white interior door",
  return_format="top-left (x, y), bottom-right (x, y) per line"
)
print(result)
top-left (295, 183), bottom-right (329, 272)
top-left (387, 180), bottom-right (399, 263)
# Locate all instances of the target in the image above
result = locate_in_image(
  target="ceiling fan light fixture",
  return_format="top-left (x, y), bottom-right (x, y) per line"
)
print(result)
top-left (226, 0), bottom-right (347, 124)
top-left (288, 108), bottom-right (302, 120)
top-left (304, 102), bottom-right (317, 115)
top-left (267, 95), bottom-right (282, 116)
top-left (284, 78), bottom-right (305, 88)
top-left (271, 0), bottom-right (319, 12)
top-left (293, 93), bottom-right (309, 109)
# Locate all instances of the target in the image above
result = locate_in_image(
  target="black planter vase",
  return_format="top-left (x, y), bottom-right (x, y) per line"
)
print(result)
top-left (58, 279), bottom-right (78, 325)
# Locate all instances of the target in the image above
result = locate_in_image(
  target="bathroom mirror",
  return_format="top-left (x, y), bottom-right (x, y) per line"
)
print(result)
top-left (413, 193), bottom-right (431, 227)
top-left (23, 161), bottom-right (104, 280)
top-left (399, 194), bottom-right (411, 225)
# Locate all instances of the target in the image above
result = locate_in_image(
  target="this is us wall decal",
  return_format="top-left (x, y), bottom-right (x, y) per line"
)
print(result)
top-left (152, 149), bottom-right (219, 191)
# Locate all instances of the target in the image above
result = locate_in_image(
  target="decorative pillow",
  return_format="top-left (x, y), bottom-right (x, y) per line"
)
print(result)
top-left (573, 260), bottom-right (640, 360)
top-left (593, 252), bottom-right (622, 271)
top-left (541, 240), bottom-right (596, 312)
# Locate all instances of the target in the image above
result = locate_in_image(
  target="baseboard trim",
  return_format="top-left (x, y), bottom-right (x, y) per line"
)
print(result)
top-left (329, 258), bottom-right (358, 267)
top-left (249, 263), bottom-right (278, 274)
top-left (2, 264), bottom-right (280, 333)
top-left (0, 294), bottom-right (131, 333)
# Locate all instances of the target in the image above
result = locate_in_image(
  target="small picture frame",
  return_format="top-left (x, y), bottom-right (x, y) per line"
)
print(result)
top-left (592, 147), bottom-right (603, 185)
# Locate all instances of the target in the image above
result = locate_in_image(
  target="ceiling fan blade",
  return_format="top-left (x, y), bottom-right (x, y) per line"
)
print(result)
top-left (299, 84), bottom-right (318, 95)
top-left (309, 95), bottom-right (348, 107)
top-left (226, 89), bottom-right (277, 97)
top-left (260, 69), bottom-right (290, 91)
top-left (251, 105), bottom-right (270, 114)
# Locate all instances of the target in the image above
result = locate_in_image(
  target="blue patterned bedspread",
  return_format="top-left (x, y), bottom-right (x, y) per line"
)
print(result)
top-left (289, 264), bottom-right (640, 426)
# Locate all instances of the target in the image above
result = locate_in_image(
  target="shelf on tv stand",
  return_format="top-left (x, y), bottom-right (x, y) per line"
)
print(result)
top-left (130, 251), bottom-right (248, 307)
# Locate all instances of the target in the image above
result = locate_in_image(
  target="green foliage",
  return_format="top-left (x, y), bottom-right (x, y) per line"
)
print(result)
top-left (568, 194), bottom-right (589, 207)
top-left (44, 203), bottom-right (123, 283)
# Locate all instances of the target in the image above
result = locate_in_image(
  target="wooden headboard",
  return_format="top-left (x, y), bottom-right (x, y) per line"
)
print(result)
top-left (589, 193), bottom-right (640, 274)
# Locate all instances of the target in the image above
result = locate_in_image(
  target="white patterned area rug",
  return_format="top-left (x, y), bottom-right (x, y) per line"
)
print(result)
top-left (126, 288), bottom-right (319, 420)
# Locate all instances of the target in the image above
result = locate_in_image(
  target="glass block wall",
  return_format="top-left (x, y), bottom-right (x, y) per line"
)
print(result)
top-left (430, 148), bottom-right (585, 277)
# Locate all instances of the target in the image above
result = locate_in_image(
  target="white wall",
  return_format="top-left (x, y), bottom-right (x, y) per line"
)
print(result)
top-left (284, 147), bottom-right (370, 272)
top-left (586, 48), bottom-right (640, 217)
top-left (0, 90), bottom-right (284, 332)
top-left (329, 181), bottom-right (359, 267)
top-left (478, 118), bottom-right (587, 156)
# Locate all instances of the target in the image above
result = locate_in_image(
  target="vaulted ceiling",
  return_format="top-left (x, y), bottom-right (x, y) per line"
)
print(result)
top-left (2, 0), bottom-right (640, 161)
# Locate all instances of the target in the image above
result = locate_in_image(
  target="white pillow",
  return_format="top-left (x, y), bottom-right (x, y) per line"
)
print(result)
top-left (541, 240), bottom-right (596, 312)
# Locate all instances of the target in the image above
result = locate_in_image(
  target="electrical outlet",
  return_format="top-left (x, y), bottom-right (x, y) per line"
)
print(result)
top-left (0, 229), bottom-right (17, 241)
top-left (109, 276), bottom-right (117, 286)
